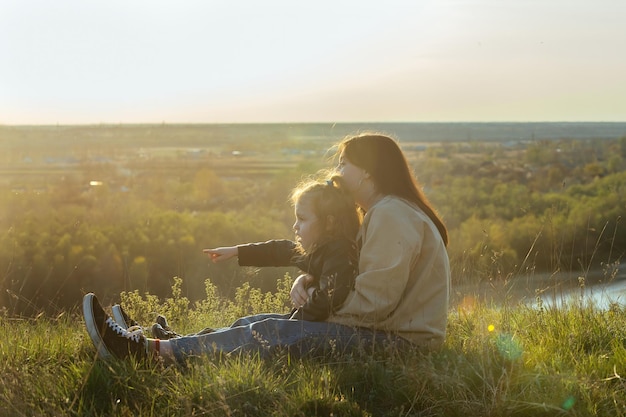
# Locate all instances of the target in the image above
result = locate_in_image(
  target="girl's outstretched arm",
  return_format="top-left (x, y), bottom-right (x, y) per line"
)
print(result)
top-left (203, 246), bottom-right (238, 263)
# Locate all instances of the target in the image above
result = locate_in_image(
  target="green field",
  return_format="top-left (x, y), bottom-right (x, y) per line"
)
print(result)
top-left (1, 278), bottom-right (626, 416)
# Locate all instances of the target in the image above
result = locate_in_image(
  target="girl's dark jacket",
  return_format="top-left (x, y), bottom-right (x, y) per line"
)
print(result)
top-left (236, 238), bottom-right (358, 321)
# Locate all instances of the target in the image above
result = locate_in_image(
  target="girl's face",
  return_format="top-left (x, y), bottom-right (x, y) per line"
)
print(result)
top-left (337, 152), bottom-right (366, 195)
top-left (293, 199), bottom-right (321, 252)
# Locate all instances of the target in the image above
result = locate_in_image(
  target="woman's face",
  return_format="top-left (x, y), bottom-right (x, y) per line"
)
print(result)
top-left (293, 199), bottom-right (321, 252)
top-left (336, 151), bottom-right (365, 195)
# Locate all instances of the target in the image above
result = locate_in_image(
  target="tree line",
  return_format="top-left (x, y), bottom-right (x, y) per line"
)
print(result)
top-left (1, 134), bottom-right (624, 315)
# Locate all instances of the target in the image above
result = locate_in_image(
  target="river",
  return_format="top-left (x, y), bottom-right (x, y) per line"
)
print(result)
top-left (537, 276), bottom-right (626, 309)
top-left (453, 265), bottom-right (626, 310)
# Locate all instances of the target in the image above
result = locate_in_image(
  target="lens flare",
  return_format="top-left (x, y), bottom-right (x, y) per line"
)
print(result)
top-left (495, 333), bottom-right (523, 360)
top-left (459, 295), bottom-right (478, 314)
top-left (561, 395), bottom-right (575, 410)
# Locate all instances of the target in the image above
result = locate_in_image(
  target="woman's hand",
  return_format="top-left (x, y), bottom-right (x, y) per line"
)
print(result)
top-left (203, 246), bottom-right (238, 263)
top-left (290, 273), bottom-right (314, 307)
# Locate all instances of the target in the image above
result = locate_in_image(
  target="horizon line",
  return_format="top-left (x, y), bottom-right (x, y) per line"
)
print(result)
top-left (3, 120), bottom-right (626, 128)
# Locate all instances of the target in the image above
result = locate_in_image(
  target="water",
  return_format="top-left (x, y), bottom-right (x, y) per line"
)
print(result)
top-left (538, 277), bottom-right (626, 310)
top-left (454, 266), bottom-right (626, 310)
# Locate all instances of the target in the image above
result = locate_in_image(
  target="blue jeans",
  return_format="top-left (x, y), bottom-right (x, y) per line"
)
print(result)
top-left (168, 313), bottom-right (408, 363)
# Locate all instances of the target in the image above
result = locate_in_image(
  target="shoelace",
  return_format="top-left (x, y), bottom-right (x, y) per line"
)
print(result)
top-left (106, 317), bottom-right (144, 343)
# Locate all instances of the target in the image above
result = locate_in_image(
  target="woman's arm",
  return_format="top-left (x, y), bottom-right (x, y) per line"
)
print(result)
top-left (290, 273), bottom-right (314, 307)
top-left (335, 201), bottom-right (423, 323)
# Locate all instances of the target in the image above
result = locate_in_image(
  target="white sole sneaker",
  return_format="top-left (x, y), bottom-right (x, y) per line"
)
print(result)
top-left (82, 293), bottom-right (147, 360)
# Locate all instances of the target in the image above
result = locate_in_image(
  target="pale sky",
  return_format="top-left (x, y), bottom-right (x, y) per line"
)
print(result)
top-left (1, 0), bottom-right (625, 125)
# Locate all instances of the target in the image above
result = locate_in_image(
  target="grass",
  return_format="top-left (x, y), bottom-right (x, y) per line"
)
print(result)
top-left (1, 278), bottom-right (626, 416)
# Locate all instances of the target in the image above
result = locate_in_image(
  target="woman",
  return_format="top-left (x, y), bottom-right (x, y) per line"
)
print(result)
top-left (292, 133), bottom-right (450, 348)
top-left (82, 133), bottom-right (450, 363)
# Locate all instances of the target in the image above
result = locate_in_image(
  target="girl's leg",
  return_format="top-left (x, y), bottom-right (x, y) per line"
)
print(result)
top-left (228, 313), bottom-right (291, 328)
top-left (166, 316), bottom-right (406, 363)
top-left (84, 292), bottom-right (405, 364)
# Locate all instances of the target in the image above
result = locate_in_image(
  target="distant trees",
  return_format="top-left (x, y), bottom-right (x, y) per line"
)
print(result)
top-left (1, 134), bottom-right (624, 315)
top-left (425, 138), bottom-right (626, 283)
top-left (0, 186), bottom-right (297, 315)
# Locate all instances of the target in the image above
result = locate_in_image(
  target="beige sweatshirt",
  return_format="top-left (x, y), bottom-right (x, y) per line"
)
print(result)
top-left (328, 195), bottom-right (450, 348)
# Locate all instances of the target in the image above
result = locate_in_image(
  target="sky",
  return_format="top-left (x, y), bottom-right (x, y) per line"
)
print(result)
top-left (1, 0), bottom-right (625, 125)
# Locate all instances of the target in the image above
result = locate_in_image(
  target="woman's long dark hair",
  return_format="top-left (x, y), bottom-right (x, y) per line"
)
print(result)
top-left (337, 133), bottom-right (449, 246)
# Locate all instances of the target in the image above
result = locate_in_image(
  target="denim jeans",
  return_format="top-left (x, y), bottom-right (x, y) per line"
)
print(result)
top-left (168, 313), bottom-right (408, 363)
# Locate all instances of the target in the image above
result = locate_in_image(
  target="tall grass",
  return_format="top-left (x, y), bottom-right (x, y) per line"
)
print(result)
top-left (1, 275), bottom-right (625, 416)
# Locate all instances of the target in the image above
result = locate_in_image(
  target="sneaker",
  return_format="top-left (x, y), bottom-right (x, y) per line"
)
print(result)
top-left (151, 316), bottom-right (214, 339)
top-left (151, 322), bottom-right (181, 340)
top-left (154, 314), bottom-right (182, 338)
top-left (195, 326), bottom-right (216, 336)
top-left (83, 293), bottom-right (147, 360)
top-left (111, 304), bottom-right (139, 330)
top-left (155, 314), bottom-right (171, 330)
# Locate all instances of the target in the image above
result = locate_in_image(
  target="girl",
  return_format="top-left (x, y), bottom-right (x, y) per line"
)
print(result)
top-left (204, 177), bottom-right (360, 321)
